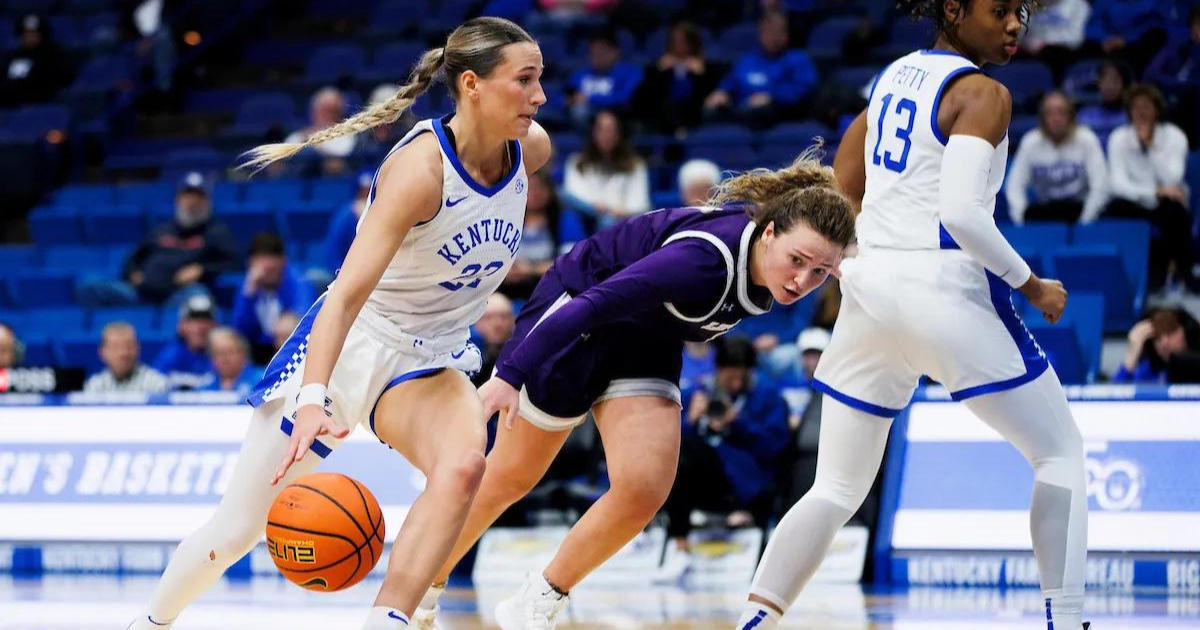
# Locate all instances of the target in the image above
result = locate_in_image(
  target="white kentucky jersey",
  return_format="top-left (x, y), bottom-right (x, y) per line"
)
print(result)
top-left (856, 49), bottom-right (1009, 250)
top-left (355, 116), bottom-right (528, 353)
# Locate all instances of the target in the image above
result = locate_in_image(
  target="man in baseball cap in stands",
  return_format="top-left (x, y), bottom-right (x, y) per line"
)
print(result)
top-left (79, 172), bottom-right (241, 306)
top-left (152, 293), bottom-right (219, 391)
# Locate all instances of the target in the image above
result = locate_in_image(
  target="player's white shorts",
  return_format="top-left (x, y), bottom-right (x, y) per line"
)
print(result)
top-left (246, 294), bottom-right (483, 458)
top-left (813, 246), bottom-right (1048, 417)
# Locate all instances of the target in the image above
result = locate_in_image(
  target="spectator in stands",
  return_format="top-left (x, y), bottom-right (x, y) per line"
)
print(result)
top-left (200, 327), bottom-right (263, 395)
top-left (1021, 0), bottom-right (1090, 82)
top-left (1115, 306), bottom-right (1200, 383)
top-left (678, 158), bottom-right (721, 206)
top-left (153, 293), bottom-right (217, 391)
top-left (83, 322), bottom-right (169, 394)
top-left (287, 87), bottom-right (355, 174)
top-left (567, 28), bottom-right (644, 126)
top-left (562, 110), bottom-right (651, 229)
top-left (232, 232), bottom-right (315, 365)
top-left (1006, 91), bottom-right (1109, 224)
top-left (502, 171), bottom-right (562, 300)
top-left (325, 169), bottom-right (372, 273)
top-left (657, 336), bottom-right (790, 582)
top-left (126, 0), bottom-right (179, 108)
top-left (472, 293), bottom-right (516, 388)
top-left (0, 323), bottom-right (20, 369)
top-left (638, 21), bottom-right (720, 135)
top-left (80, 172), bottom-right (239, 306)
top-left (703, 11), bottom-right (818, 128)
top-left (1104, 83), bottom-right (1197, 293)
top-left (0, 15), bottom-right (71, 107)
top-left (1077, 60), bottom-right (1130, 146)
top-left (1086, 0), bottom-right (1170, 73)
top-left (272, 312), bottom-right (301, 354)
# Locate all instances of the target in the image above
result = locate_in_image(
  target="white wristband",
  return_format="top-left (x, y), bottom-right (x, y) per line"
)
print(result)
top-left (296, 383), bottom-right (328, 410)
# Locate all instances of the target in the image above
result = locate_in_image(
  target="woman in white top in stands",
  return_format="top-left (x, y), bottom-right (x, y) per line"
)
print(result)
top-left (1102, 82), bottom-right (1196, 292)
top-left (562, 109), bottom-right (652, 229)
top-left (1006, 90), bottom-right (1108, 224)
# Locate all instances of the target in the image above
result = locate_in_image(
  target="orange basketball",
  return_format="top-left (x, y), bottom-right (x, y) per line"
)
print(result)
top-left (266, 472), bottom-right (386, 592)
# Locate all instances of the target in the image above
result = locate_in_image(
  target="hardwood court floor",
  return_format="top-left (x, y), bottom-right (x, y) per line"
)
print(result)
top-left (1, 575), bottom-right (1196, 629)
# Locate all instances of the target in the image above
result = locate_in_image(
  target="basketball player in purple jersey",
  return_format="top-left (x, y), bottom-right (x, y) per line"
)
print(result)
top-left (414, 151), bottom-right (856, 630)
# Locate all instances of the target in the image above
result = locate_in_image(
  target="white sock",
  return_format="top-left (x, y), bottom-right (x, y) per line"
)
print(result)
top-left (363, 607), bottom-right (409, 629)
top-left (734, 604), bottom-right (780, 630)
top-left (419, 583), bottom-right (445, 611)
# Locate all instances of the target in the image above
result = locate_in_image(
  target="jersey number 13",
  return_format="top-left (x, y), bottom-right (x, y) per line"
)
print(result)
top-left (871, 93), bottom-right (917, 173)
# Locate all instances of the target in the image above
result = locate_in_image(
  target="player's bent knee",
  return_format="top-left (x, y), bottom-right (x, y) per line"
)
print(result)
top-left (433, 451), bottom-right (487, 496)
top-left (614, 478), bottom-right (673, 522)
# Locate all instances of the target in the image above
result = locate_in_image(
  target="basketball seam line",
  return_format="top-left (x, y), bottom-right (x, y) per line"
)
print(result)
top-left (348, 479), bottom-right (382, 567)
top-left (294, 482), bottom-right (375, 550)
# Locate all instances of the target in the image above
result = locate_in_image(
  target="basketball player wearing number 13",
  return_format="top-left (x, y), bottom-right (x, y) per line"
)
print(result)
top-left (735, 2), bottom-right (1090, 630)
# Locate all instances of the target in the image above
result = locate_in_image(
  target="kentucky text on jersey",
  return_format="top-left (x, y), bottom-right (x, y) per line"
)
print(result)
top-left (435, 217), bottom-right (522, 265)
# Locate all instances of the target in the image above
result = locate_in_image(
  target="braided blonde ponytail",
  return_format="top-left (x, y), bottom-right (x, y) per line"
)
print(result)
top-left (240, 47), bottom-right (446, 172)
top-left (240, 17), bottom-right (536, 173)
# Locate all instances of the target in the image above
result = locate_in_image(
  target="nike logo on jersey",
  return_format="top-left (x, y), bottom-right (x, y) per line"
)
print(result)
top-left (387, 611), bottom-right (408, 624)
top-left (446, 195), bottom-right (468, 207)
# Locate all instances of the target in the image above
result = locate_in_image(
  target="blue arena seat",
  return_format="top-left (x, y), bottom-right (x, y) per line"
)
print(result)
top-left (1027, 324), bottom-right (1086, 385)
top-left (280, 204), bottom-right (338, 245)
top-left (89, 306), bottom-right (160, 335)
top-left (1000, 222), bottom-right (1069, 257)
top-left (68, 55), bottom-right (133, 94)
top-left (114, 182), bottom-right (176, 209)
top-left (82, 205), bottom-right (148, 245)
top-left (1051, 245), bottom-right (1135, 332)
top-left (988, 60), bottom-right (1053, 110)
top-left (686, 124), bottom-right (755, 149)
top-left (1071, 219), bottom-right (1150, 323)
top-left (220, 206), bottom-right (279, 252)
top-left (2, 104), bottom-right (70, 143)
top-left (244, 179), bottom-right (307, 205)
top-left (42, 245), bottom-right (113, 274)
top-left (7, 272), bottom-right (77, 308)
top-left (28, 206), bottom-right (86, 246)
top-left (305, 44), bottom-right (368, 82)
top-left (767, 120), bottom-right (833, 147)
top-left (56, 333), bottom-right (104, 375)
top-left (807, 17), bottom-right (861, 61)
top-left (309, 177), bottom-right (357, 205)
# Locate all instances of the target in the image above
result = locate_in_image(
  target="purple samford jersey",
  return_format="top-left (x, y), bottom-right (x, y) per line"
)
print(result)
top-left (495, 206), bottom-right (773, 389)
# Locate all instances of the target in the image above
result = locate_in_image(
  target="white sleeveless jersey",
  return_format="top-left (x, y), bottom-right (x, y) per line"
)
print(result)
top-left (354, 117), bottom-right (528, 353)
top-left (856, 50), bottom-right (1009, 250)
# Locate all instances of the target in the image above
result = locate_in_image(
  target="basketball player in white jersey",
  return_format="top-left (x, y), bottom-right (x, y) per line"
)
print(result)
top-left (734, 2), bottom-right (1089, 629)
top-left (126, 17), bottom-right (550, 630)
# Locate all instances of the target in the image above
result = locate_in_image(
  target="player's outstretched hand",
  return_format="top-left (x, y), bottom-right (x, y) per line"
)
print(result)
top-left (478, 377), bottom-right (520, 430)
top-left (1021, 275), bottom-right (1068, 324)
top-left (272, 404), bottom-right (349, 486)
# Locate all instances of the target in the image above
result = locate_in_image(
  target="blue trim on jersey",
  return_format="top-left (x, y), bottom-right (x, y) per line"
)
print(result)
top-left (279, 416), bottom-right (333, 458)
top-left (432, 116), bottom-right (523, 198)
top-left (246, 295), bottom-right (326, 407)
top-left (919, 48), bottom-right (969, 59)
top-left (368, 367), bottom-right (445, 437)
top-left (812, 378), bottom-right (906, 418)
top-left (930, 66), bottom-right (981, 146)
top-left (938, 224), bottom-right (961, 249)
top-left (947, 271), bottom-right (1049, 401)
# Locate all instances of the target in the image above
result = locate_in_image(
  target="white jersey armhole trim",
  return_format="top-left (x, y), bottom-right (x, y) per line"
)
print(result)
top-left (660, 231), bottom-right (735, 323)
top-left (736, 221), bottom-right (770, 315)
